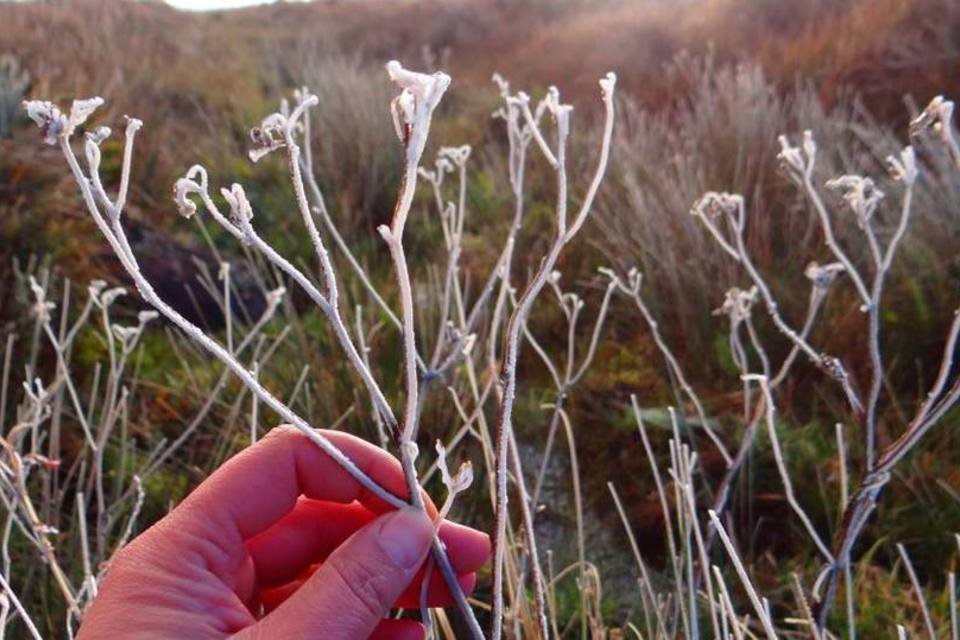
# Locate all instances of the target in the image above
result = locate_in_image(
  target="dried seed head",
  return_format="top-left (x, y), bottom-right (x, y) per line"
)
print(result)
top-left (390, 91), bottom-right (415, 142)
top-left (112, 324), bottom-right (140, 346)
top-left (461, 333), bottom-right (477, 356)
top-left (249, 112), bottom-right (288, 162)
top-left (627, 267), bottom-right (642, 292)
top-left (402, 440), bottom-right (419, 463)
top-left (23, 100), bottom-right (66, 144)
top-left (137, 310), bottom-right (159, 324)
top-left (87, 126), bottom-right (112, 145)
top-left (438, 145), bottom-right (472, 167)
top-left (819, 354), bottom-right (849, 381)
top-left (541, 85), bottom-right (573, 135)
top-left (560, 292), bottom-right (582, 311)
top-left (910, 95), bottom-right (954, 141)
top-left (492, 72), bottom-right (509, 97)
top-left (173, 165), bottom-right (209, 219)
top-left (28, 276), bottom-right (55, 322)
top-left (266, 286), bottom-right (287, 310)
top-left (88, 279), bottom-right (107, 300)
top-left (97, 287), bottom-right (127, 308)
top-left (802, 130), bottom-right (816, 159)
top-left (386, 60), bottom-right (450, 145)
top-left (386, 60), bottom-right (449, 105)
top-left (596, 266), bottom-right (617, 281)
top-left (124, 115), bottom-right (143, 135)
top-left (599, 72), bottom-right (617, 99)
top-left (25, 97), bottom-right (105, 145)
top-left (714, 286), bottom-right (758, 324)
top-left (691, 191), bottom-right (743, 220)
top-left (435, 440), bottom-right (473, 496)
top-left (23, 377), bottom-right (48, 404)
top-left (220, 183), bottom-right (253, 224)
top-left (777, 132), bottom-right (818, 183)
top-left (887, 146), bottom-right (918, 185)
top-left (825, 175), bottom-right (884, 229)
top-left (804, 261), bottom-right (845, 290)
top-left (68, 97), bottom-right (103, 127)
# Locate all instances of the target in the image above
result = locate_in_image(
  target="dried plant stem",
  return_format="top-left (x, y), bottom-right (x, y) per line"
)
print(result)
top-left (708, 510), bottom-right (778, 640)
top-left (557, 407), bottom-right (587, 639)
top-left (816, 303), bottom-right (960, 629)
top-left (631, 397), bottom-right (688, 637)
top-left (950, 571), bottom-right (958, 640)
top-left (608, 482), bottom-right (666, 639)
top-left (674, 446), bottom-right (721, 639)
top-left (490, 73), bottom-right (615, 640)
top-left (771, 285), bottom-right (826, 386)
top-left (897, 543), bottom-right (936, 640)
top-left (0, 570), bottom-right (42, 640)
top-left (53, 89), bottom-right (484, 637)
top-left (59, 132), bottom-right (408, 506)
top-left (863, 178), bottom-right (914, 469)
top-left (612, 275), bottom-right (732, 465)
top-left (201, 178), bottom-right (399, 435)
top-left (727, 200), bottom-right (863, 414)
top-left (506, 427), bottom-right (549, 639)
top-left (802, 174), bottom-right (871, 306)
top-left (712, 565), bottom-right (746, 640)
top-left (746, 375), bottom-right (833, 560)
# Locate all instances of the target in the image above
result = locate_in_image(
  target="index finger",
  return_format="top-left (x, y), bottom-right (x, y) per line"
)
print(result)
top-left (169, 425), bottom-right (437, 545)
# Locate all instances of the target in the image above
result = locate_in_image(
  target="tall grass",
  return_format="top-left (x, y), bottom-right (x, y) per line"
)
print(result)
top-left (3, 1), bottom-right (960, 638)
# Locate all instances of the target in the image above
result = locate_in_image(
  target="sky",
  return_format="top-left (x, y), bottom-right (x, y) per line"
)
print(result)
top-left (164, 0), bottom-right (308, 11)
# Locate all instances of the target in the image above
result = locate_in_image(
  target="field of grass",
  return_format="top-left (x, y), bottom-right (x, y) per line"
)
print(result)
top-left (3, 0), bottom-right (960, 637)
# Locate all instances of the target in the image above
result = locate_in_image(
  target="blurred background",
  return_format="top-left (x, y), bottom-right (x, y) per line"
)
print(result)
top-left (3, 0), bottom-right (960, 636)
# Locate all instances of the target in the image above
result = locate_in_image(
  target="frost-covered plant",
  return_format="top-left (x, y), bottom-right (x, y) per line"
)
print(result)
top-left (601, 94), bottom-right (960, 638)
top-left (20, 60), bottom-right (617, 639)
top-left (17, 45), bottom-right (960, 640)
top-left (0, 261), bottom-right (291, 637)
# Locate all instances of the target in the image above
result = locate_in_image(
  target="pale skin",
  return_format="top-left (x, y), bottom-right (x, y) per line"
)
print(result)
top-left (77, 426), bottom-right (490, 640)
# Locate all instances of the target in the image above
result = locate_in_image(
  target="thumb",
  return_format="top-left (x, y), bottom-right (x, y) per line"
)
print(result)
top-left (243, 506), bottom-right (434, 639)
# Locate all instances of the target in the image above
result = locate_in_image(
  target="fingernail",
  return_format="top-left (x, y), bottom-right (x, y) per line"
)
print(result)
top-left (377, 506), bottom-right (433, 570)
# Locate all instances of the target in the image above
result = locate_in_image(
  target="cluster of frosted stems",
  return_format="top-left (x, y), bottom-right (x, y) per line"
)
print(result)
top-left (20, 55), bottom-right (960, 639)
top-left (21, 61), bottom-right (619, 640)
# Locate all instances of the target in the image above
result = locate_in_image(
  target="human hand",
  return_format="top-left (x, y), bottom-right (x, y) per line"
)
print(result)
top-left (77, 425), bottom-right (490, 639)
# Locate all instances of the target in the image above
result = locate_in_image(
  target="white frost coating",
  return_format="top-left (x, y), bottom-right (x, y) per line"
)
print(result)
top-left (13, 62), bottom-right (812, 640)
top-left (23, 100), bottom-right (65, 145)
top-left (248, 92), bottom-right (318, 162)
top-left (67, 98), bottom-right (104, 132)
top-left (489, 70), bottom-right (616, 640)
top-left (25, 96), bottom-right (412, 513)
top-left (173, 165), bottom-right (209, 218)
top-left (825, 174), bottom-right (884, 229)
top-left (887, 145), bottom-right (918, 185)
top-left (804, 261), bottom-right (846, 290)
top-left (435, 440), bottom-right (474, 522)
